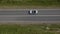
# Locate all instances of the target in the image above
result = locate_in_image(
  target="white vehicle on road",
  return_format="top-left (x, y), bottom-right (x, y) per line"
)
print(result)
top-left (28, 10), bottom-right (38, 15)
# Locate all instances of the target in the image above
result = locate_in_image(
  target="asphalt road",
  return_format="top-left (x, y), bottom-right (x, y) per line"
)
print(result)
top-left (0, 15), bottom-right (60, 21)
top-left (0, 9), bottom-right (60, 22)
top-left (0, 9), bottom-right (60, 15)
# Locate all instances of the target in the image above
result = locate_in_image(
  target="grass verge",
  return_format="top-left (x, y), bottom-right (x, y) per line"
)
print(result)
top-left (0, 0), bottom-right (60, 8)
top-left (0, 24), bottom-right (60, 34)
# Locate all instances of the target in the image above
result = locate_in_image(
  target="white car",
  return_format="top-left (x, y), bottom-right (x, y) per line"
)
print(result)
top-left (28, 10), bottom-right (38, 15)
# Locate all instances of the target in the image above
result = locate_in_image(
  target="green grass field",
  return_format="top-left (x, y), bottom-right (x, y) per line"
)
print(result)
top-left (0, 0), bottom-right (60, 6)
top-left (0, 24), bottom-right (60, 34)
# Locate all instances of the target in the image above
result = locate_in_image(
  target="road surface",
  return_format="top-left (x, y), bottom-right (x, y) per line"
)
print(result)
top-left (0, 9), bottom-right (60, 15)
top-left (0, 9), bottom-right (60, 24)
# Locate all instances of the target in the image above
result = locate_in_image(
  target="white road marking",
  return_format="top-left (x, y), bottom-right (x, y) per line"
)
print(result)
top-left (0, 15), bottom-right (60, 17)
top-left (0, 9), bottom-right (60, 11)
top-left (0, 21), bottom-right (60, 23)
